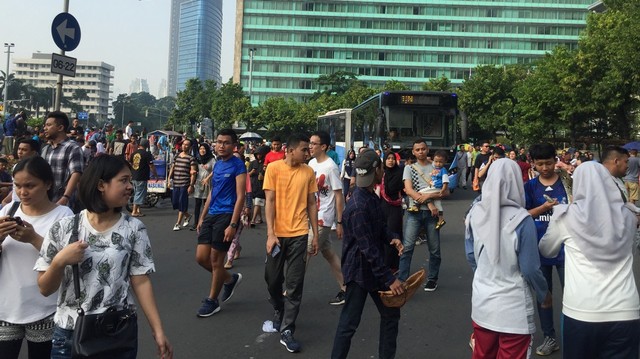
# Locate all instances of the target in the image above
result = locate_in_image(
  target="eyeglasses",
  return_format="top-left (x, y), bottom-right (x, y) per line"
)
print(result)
top-left (482, 145), bottom-right (490, 148)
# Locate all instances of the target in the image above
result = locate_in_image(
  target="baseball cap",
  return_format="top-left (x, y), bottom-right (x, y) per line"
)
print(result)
top-left (355, 148), bottom-right (380, 188)
top-left (139, 138), bottom-right (149, 148)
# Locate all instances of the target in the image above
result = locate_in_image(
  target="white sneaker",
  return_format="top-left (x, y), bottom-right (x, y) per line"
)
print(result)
top-left (182, 213), bottom-right (192, 227)
top-left (173, 224), bottom-right (181, 231)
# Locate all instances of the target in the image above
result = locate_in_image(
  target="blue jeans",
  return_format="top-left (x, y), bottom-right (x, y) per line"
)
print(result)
top-left (398, 210), bottom-right (440, 281)
top-left (537, 264), bottom-right (565, 338)
top-left (331, 282), bottom-right (400, 359)
top-left (51, 325), bottom-right (138, 359)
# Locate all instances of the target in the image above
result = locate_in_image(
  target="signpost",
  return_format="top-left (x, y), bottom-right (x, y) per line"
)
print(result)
top-left (77, 111), bottom-right (88, 120)
top-left (51, 3), bottom-right (81, 111)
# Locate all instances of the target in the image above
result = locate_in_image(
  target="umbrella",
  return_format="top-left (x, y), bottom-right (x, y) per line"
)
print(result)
top-left (623, 141), bottom-right (640, 151)
top-left (239, 132), bottom-right (262, 141)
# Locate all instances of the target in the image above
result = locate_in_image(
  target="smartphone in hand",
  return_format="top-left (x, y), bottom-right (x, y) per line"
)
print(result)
top-left (271, 244), bottom-right (281, 257)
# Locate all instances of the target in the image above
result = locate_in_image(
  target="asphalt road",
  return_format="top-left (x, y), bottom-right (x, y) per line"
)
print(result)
top-left (128, 188), bottom-right (568, 359)
top-left (22, 185), bottom-right (640, 358)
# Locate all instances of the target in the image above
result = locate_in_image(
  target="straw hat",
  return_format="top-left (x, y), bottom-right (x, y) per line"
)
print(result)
top-left (378, 269), bottom-right (426, 308)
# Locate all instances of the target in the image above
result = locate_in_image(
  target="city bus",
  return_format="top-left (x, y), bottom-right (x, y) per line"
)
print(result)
top-left (317, 91), bottom-right (459, 162)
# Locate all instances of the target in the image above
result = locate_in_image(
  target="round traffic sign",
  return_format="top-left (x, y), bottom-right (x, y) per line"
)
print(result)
top-left (51, 12), bottom-right (81, 52)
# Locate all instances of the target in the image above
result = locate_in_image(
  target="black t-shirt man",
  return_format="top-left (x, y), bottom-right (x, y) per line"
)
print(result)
top-left (474, 153), bottom-right (491, 181)
top-left (130, 149), bottom-right (154, 181)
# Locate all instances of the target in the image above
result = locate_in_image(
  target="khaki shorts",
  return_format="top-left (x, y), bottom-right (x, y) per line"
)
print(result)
top-left (253, 197), bottom-right (265, 207)
top-left (307, 226), bottom-right (334, 254)
top-left (625, 181), bottom-right (639, 202)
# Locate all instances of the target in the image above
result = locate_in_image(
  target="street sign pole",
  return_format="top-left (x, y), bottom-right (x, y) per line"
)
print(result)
top-left (54, 0), bottom-right (69, 111)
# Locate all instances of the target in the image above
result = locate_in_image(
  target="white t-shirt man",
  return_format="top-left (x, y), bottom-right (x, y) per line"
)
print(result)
top-left (309, 157), bottom-right (343, 228)
top-left (124, 124), bottom-right (133, 140)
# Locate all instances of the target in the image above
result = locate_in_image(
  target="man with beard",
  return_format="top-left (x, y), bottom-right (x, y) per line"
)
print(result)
top-left (40, 111), bottom-right (84, 210)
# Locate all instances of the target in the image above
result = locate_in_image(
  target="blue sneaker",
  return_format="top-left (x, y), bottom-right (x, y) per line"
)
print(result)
top-left (197, 298), bottom-right (220, 317)
top-left (280, 330), bottom-right (301, 353)
top-left (221, 273), bottom-right (243, 303)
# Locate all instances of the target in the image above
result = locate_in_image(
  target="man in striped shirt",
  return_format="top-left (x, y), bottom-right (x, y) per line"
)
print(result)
top-left (169, 139), bottom-right (197, 231)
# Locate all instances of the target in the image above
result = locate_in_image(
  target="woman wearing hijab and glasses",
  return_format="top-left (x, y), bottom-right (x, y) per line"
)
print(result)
top-left (465, 158), bottom-right (550, 359)
top-left (539, 161), bottom-right (639, 359)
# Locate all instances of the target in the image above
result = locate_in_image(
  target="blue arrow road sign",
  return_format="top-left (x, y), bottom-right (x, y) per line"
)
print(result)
top-left (51, 12), bottom-right (81, 52)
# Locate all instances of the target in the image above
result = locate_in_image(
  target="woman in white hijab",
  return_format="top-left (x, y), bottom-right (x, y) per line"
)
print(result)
top-left (466, 158), bottom-right (549, 359)
top-left (539, 161), bottom-right (639, 359)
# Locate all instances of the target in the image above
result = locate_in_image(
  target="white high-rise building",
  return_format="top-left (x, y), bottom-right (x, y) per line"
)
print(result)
top-left (129, 78), bottom-right (150, 94)
top-left (158, 79), bottom-right (168, 98)
top-left (13, 53), bottom-right (114, 121)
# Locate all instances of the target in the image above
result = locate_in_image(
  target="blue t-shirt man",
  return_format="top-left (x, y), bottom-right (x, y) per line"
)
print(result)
top-left (524, 176), bottom-right (568, 266)
top-left (208, 155), bottom-right (247, 215)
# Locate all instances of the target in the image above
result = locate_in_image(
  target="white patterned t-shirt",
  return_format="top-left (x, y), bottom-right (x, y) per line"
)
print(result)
top-left (34, 210), bottom-right (155, 330)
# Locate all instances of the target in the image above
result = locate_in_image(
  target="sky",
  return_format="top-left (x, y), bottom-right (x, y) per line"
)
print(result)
top-left (4, 0), bottom-right (236, 98)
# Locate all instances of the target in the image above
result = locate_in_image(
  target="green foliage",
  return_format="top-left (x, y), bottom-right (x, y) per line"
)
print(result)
top-left (458, 65), bottom-right (530, 142)
top-left (315, 71), bottom-right (361, 96)
top-left (210, 79), bottom-right (249, 131)
top-left (422, 76), bottom-right (452, 92)
top-left (381, 80), bottom-right (410, 91)
top-left (112, 92), bottom-right (174, 133)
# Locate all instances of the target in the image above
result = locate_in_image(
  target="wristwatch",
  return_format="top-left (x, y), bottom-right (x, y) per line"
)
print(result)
top-left (230, 222), bottom-right (238, 229)
top-left (336, 221), bottom-right (342, 225)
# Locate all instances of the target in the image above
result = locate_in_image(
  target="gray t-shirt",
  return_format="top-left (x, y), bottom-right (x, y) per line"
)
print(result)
top-left (624, 156), bottom-right (640, 183)
top-left (403, 161), bottom-right (435, 210)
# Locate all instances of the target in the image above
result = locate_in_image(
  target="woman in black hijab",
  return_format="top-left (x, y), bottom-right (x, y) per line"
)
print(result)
top-left (379, 152), bottom-right (404, 270)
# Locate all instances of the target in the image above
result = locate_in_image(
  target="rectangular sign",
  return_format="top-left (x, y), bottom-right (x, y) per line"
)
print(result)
top-left (77, 112), bottom-right (88, 120)
top-left (50, 53), bottom-right (77, 77)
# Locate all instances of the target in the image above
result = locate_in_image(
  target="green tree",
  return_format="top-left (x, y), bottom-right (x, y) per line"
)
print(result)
top-left (314, 71), bottom-right (361, 96)
top-left (169, 78), bottom-right (218, 134)
top-left (421, 76), bottom-right (452, 92)
top-left (458, 65), bottom-right (530, 142)
top-left (577, 1), bottom-right (640, 141)
top-left (210, 79), bottom-right (246, 131)
top-left (381, 80), bottom-right (410, 91)
top-left (256, 97), bottom-right (304, 138)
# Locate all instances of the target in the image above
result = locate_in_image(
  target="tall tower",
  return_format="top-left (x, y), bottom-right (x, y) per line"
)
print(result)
top-left (167, 0), bottom-right (223, 97)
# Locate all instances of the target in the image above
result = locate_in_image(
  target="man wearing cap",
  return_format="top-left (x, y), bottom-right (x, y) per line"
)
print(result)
top-left (331, 148), bottom-right (404, 359)
top-left (399, 139), bottom-right (448, 291)
top-left (130, 138), bottom-right (157, 217)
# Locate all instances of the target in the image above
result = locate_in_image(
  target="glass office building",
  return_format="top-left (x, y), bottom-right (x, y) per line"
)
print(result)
top-left (233, 0), bottom-right (595, 104)
top-left (167, 0), bottom-right (223, 96)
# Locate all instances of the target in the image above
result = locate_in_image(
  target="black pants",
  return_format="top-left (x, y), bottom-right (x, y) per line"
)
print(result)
top-left (563, 315), bottom-right (640, 359)
top-left (381, 201), bottom-right (402, 270)
top-left (0, 339), bottom-right (51, 359)
top-left (264, 235), bottom-right (307, 334)
top-left (331, 282), bottom-right (400, 359)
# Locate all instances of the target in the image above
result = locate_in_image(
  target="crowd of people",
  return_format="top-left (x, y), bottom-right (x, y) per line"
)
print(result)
top-left (0, 108), bottom-right (638, 359)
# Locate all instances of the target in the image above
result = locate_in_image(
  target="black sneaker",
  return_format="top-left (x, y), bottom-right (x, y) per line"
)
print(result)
top-left (221, 273), bottom-right (242, 303)
top-left (272, 309), bottom-right (283, 332)
top-left (329, 290), bottom-right (346, 306)
top-left (280, 329), bottom-right (301, 353)
top-left (424, 280), bottom-right (438, 292)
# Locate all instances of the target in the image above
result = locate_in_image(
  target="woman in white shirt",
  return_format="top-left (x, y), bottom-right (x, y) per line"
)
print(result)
top-left (36, 155), bottom-right (173, 359)
top-left (540, 161), bottom-right (639, 358)
top-left (0, 156), bottom-right (73, 359)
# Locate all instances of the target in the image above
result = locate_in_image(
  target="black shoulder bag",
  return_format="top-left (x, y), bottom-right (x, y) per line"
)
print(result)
top-left (70, 214), bottom-right (138, 358)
